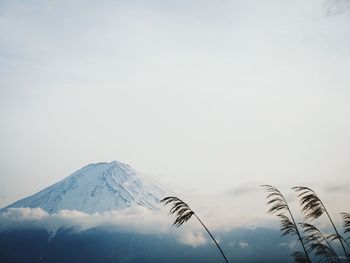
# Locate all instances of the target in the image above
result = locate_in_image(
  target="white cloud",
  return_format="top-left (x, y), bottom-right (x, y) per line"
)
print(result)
top-left (228, 241), bottom-right (249, 249)
top-left (0, 206), bottom-right (208, 247)
top-left (0, 206), bottom-right (167, 235)
top-left (176, 231), bottom-right (207, 247)
top-left (278, 240), bottom-right (299, 251)
top-left (238, 241), bottom-right (249, 248)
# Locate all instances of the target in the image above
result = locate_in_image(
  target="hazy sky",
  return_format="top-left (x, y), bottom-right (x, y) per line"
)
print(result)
top-left (1, 0), bottom-right (350, 213)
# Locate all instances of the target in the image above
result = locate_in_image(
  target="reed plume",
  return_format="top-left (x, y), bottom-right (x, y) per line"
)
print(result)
top-left (300, 223), bottom-right (340, 263)
top-left (293, 187), bottom-right (350, 262)
top-left (341, 213), bottom-right (350, 236)
top-left (262, 185), bottom-right (311, 263)
top-left (327, 233), bottom-right (350, 251)
top-left (339, 213), bottom-right (350, 254)
top-left (161, 196), bottom-right (229, 263)
top-left (292, 251), bottom-right (310, 263)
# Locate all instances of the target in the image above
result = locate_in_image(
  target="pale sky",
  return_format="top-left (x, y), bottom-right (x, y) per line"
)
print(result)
top-left (1, 0), bottom-right (350, 215)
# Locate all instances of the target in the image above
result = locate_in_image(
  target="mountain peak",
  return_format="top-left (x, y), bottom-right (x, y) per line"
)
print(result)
top-left (3, 161), bottom-right (166, 214)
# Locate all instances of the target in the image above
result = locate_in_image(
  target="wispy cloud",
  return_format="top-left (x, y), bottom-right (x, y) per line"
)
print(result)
top-left (324, 183), bottom-right (350, 193)
top-left (226, 184), bottom-right (257, 197)
top-left (324, 0), bottom-right (350, 15)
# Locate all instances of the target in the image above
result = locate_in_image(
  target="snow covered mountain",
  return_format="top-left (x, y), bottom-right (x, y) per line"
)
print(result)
top-left (2, 161), bottom-right (167, 213)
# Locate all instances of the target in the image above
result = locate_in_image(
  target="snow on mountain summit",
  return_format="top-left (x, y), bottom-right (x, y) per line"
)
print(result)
top-left (3, 161), bottom-right (167, 214)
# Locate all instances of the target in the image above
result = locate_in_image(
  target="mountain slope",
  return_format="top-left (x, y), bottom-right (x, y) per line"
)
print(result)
top-left (2, 161), bottom-right (166, 213)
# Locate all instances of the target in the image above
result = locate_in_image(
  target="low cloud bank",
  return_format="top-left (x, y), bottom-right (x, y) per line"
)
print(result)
top-left (0, 206), bottom-right (207, 247)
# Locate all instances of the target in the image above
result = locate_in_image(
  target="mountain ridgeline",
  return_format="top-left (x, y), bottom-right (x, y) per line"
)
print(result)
top-left (2, 161), bottom-right (166, 213)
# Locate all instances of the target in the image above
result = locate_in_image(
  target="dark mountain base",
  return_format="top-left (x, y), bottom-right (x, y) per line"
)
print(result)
top-left (0, 227), bottom-right (293, 263)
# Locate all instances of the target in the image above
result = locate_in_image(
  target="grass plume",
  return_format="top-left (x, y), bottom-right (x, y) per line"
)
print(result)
top-left (262, 185), bottom-right (311, 263)
top-left (293, 187), bottom-right (350, 262)
top-left (341, 213), bottom-right (350, 236)
top-left (161, 196), bottom-right (229, 263)
top-left (300, 223), bottom-right (340, 263)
